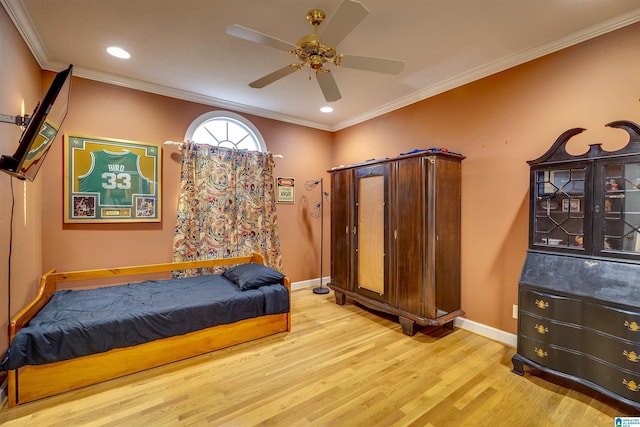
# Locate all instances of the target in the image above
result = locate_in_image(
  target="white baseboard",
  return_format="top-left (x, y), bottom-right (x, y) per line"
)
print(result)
top-left (292, 276), bottom-right (518, 348)
top-left (454, 317), bottom-right (518, 348)
top-left (291, 276), bottom-right (331, 291)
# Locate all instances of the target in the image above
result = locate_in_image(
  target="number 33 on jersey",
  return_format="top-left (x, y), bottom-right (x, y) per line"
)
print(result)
top-left (78, 150), bottom-right (152, 206)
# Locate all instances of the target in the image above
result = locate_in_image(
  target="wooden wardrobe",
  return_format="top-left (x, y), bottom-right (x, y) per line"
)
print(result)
top-left (328, 150), bottom-right (465, 335)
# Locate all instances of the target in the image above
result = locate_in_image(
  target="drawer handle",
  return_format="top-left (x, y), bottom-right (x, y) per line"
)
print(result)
top-left (625, 321), bottom-right (640, 332)
top-left (534, 324), bottom-right (549, 335)
top-left (623, 378), bottom-right (639, 392)
top-left (623, 350), bottom-right (639, 363)
top-left (535, 299), bottom-right (549, 309)
top-left (534, 347), bottom-right (548, 358)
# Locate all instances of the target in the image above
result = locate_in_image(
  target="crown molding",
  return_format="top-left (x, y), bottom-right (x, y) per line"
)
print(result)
top-left (70, 66), bottom-right (335, 132)
top-left (333, 8), bottom-right (640, 131)
top-left (3, 1), bottom-right (640, 133)
top-left (0, 0), bottom-right (49, 67)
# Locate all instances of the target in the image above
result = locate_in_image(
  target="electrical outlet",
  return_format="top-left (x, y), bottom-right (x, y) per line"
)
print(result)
top-left (512, 304), bottom-right (518, 319)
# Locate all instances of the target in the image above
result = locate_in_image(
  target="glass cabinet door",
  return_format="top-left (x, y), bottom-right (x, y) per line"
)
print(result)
top-left (599, 161), bottom-right (640, 255)
top-left (533, 167), bottom-right (586, 250)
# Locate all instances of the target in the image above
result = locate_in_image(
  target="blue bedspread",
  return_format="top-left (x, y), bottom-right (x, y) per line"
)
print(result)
top-left (0, 274), bottom-right (289, 370)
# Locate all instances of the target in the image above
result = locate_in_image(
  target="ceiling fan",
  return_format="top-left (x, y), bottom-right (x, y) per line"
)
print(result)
top-left (225, 0), bottom-right (404, 102)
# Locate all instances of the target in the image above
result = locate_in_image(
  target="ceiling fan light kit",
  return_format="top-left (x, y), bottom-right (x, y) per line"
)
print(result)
top-left (225, 0), bottom-right (404, 103)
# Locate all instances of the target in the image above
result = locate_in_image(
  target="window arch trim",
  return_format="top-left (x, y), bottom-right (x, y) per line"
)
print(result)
top-left (184, 110), bottom-right (266, 152)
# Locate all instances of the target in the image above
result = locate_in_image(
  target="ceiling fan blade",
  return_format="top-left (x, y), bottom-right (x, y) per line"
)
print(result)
top-left (316, 71), bottom-right (342, 102)
top-left (249, 66), bottom-right (299, 88)
top-left (320, 0), bottom-right (369, 48)
top-left (339, 55), bottom-right (404, 75)
top-left (226, 24), bottom-right (296, 52)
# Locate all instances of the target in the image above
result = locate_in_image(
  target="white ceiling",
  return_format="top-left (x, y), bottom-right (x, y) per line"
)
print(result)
top-left (3, 0), bottom-right (640, 131)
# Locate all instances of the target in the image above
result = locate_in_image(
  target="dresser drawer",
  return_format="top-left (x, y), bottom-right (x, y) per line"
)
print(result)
top-left (521, 287), bottom-right (640, 343)
top-left (518, 336), bottom-right (577, 376)
top-left (518, 312), bottom-right (581, 347)
top-left (519, 336), bottom-right (640, 405)
top-left (582, 302), bottom-right (640, 342)
top-left (520, 312), bottom-right (640, 371)
top-left (519, 288), bottom-right (581, 324)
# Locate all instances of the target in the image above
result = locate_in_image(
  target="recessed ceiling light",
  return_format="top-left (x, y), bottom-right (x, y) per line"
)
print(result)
top-left (106, 46), bottom-right (131, 59)
top-left (320, 106), bottom-right (333, 113)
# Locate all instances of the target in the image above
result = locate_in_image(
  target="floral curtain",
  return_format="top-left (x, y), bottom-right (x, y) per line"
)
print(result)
top-left (172, 143), bottom-right (282, 272)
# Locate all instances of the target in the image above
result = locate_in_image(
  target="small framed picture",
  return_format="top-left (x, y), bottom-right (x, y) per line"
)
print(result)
top-left (562, 198), bottom-right (581, 212)
top-left (277, 177), bottom-right (295, 204)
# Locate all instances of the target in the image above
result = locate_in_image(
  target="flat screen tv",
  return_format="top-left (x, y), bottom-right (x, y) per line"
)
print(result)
top-left (0, 64), bottom-right (73, 181)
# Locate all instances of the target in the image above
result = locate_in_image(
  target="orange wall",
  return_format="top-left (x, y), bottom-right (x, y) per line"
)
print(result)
top-left (333, 23), bottom-right (640, 333)
top-left (39, 77), bottom-right (334, 283)
top-left (0, 7), bottom-right (44, 353)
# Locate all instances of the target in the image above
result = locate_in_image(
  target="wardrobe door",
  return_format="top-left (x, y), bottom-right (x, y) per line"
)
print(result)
top-left (392, 156), bottom-right (425, 314)
top-left (432, 156), bottom-right (462, 316)
top-left (354, 164), bottom-right (389, 300)
top-left (330, 169), bottom-right (353, 291)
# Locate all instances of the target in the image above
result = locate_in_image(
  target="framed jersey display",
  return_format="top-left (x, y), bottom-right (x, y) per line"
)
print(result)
top-left (64, 135), bottom-right (162, 223)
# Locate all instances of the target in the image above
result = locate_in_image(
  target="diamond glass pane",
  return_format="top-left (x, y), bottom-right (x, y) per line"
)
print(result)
top-left (533, 168), bottom-right (585, 249)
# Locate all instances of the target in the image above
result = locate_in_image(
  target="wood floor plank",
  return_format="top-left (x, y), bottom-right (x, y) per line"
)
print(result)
top-left (0, 288), bottom-right (635, 426)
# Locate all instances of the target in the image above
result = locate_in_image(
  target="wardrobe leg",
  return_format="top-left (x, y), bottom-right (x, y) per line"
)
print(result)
top-left (399, 316), bottom-right (416, 336)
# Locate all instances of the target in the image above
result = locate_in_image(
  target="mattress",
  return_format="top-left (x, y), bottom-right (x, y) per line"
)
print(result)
top-left (0, 273), bottom-right (289, 370)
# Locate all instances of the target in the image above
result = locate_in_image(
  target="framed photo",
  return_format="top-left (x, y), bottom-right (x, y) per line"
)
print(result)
top-left (562, 198), bottom-right (581, 213)
top-left (64, 135), bottom-right (162, 223)
top-left (277, 177), bottom-right (295, 204)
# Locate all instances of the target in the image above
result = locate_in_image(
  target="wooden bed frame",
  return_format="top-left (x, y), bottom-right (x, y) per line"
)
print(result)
top-left (6, 253), bottom-right (291, 408)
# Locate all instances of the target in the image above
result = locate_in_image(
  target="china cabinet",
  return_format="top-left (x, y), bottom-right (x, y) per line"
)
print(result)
top-left (512, 120), bottom-right (640, 410)
top-left (328, 150), bottom-right (464, 336)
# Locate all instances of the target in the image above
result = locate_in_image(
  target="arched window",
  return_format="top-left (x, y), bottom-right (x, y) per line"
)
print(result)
top-left (184, 111), bottom-right (266, 152)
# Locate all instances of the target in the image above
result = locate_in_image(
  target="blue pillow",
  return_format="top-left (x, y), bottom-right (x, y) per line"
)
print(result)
top-left (222, 263), bottom-right (285, 290)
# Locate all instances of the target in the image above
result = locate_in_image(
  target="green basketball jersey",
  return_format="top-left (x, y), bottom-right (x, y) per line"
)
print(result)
top-left (78, 150), bottom-right (152, 206)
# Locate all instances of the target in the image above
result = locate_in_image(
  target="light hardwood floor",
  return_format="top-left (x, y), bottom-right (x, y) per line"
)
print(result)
top-left (0, 287), bottom-right (635, 426)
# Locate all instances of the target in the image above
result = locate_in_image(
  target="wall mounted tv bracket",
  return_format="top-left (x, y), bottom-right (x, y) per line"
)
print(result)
top-left (0, 112), bottom-right (31, 127)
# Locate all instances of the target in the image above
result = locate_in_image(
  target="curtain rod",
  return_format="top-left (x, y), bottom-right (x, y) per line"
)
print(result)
top-left (163, 141), bottom-right (284, 158)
